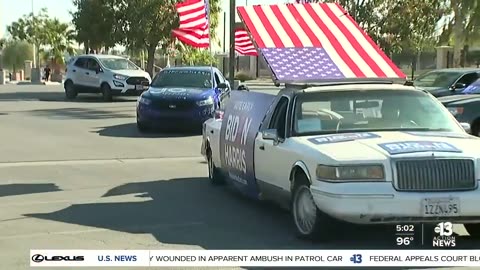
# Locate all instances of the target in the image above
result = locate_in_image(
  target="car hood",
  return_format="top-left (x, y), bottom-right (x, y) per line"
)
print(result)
top-left (146, 87), bottom-right (213, 101)
top-left (296, 131), bottom-right (480, 162)
top-left (439, 94), bottom-right (480, 106)
top-left (113, 69), bottom-right (150, 79)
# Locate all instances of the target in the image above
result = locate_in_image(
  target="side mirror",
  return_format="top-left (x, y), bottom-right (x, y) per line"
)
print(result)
top-left (460, 122), bottom-right (471, 134)
top-left (96, 67), bottom-right (103, 74)
top-left (237, 84), bottom-right (250, 91)
top-left (217, 82), bottom-right (228, 89)
top-left (404, 80), bottom-right (414, 86)
top-left (262, 129), bottom-right (278, 141)
top-left (451, 83), bottom-right (466, 91)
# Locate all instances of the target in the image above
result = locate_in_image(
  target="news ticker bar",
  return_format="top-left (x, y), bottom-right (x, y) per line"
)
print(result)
top-left (30, 250), bottom-right (480, 267)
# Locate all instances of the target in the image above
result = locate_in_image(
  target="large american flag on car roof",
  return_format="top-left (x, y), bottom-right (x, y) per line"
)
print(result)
top-left (237, 3), bottom-right (406, 82)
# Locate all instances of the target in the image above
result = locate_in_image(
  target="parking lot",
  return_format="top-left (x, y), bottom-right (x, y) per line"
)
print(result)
top-left (0, 84), bottom-right (476, 269)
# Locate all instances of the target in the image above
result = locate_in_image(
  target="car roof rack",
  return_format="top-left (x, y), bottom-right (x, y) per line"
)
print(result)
top-left (283, 79), bottom-right (406, 89)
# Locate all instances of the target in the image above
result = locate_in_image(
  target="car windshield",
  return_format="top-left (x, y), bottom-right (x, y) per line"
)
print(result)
top-left (99, 58), bottom-right (139, 70)
top-left (413, 71), bottom-right (462, 88)
top-left (151, 69), bottom-right (212, 88)
top-left (293, 89), bottom-right (463, 136)
top-left (462, 78), bottom-right (480, 94)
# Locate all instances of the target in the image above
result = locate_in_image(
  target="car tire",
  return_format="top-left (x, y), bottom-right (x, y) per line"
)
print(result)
top-left (291, 174), bottom-right (337, 242)
top-left (136, 119), bottom-right (150, 133)
top-left (207, 147), bottom-right (224, 185)
top-left (101, 83), bottom-right (113, 102)
top-left (64, 80), bottom-right (78, 100)
top-left (465, 224), bottom-right (480, 238)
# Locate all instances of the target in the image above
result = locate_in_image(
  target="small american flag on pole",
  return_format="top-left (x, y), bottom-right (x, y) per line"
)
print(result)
top-left (235, 29), bottom-right (258, 56)
top-left (172, 0), bottom-right (209, 48)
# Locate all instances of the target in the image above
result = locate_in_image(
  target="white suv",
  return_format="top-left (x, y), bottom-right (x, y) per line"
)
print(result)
top-left (64, 54), bottom-right (152, 101)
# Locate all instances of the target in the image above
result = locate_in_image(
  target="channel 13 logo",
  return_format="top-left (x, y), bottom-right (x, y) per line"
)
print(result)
top-left (433, 222), bottom-right (456, 247)
top-left (31, 254), bottom-right (85, 263)
top-left (350, 254), bottom-right (362, 264)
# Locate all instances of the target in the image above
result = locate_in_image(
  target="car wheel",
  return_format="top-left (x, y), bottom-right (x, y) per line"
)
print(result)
top-left (64, 81), bottom-right (77, 100)
top-left (292, 176), bottom-right (337, 241)
top-left (465, 224), bottom-right (480, 238)
top-left (136, 119), bottom-right (149, 133)
top-left (207, 147), bottom-right (224, 185)
top-left (101, 83), bottom-right (113, 102)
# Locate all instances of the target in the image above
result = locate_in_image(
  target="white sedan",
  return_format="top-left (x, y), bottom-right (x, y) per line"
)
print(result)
top-left (201, 82), bottom-right (480, 241)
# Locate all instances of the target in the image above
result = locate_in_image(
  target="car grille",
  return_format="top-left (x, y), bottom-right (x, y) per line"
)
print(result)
top-left (126, 77), bottom-right (149, 85)
top-left (395, 159), bottom-right (476, 191)
top-left (151, 99), bottom-right (196, 111)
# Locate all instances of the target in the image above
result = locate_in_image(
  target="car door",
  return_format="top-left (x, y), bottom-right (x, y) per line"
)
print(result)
top-left (84, 58), bottom-right (102, 88)
top-left (254, 96), bottom-right (294, 191)
top-left (71, 57), bottom-right (88, 86)
top-left (454, 72), bottom-right (480, 92)
top-left (214, 71), bottom-right (229, 104)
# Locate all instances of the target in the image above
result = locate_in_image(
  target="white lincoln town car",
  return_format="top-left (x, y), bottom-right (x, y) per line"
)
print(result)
top-left (201, 81), bottom-right (480, 241)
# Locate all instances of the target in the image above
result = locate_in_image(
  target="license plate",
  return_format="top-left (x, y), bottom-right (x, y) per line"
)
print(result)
top-left (422, 197), bottom-right (460, 217)
top-left (135, 85), bottom-right (144, 90)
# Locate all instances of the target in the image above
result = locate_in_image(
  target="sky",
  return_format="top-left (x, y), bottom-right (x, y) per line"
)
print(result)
top-left (0, 0), bottom-right (286, 51)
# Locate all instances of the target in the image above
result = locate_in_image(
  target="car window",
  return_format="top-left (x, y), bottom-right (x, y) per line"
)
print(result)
top-left (268, 96), bottom-right (289, 139)
top-left (74, 58), bottom-right (87, 69)
top-left (151, 69), bottom-right (212, 89)
top-left (293, 90), bottom-right (463, 135)
top-left (462, 78), bottom-right (480, 94)
top-left (98, 58), bottom-right (139, 70)
top-left (457, 72), bottom-right (480, 86)
top-left (86, 59), bottom-right (100, 71)
top-left (413, 71), bottom-right (462, 88)
top-left (214, 72), bottom-right (221, 85)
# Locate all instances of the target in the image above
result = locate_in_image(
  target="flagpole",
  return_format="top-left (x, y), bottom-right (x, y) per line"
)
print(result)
top-left (206, 0), bottom-right (215, 102)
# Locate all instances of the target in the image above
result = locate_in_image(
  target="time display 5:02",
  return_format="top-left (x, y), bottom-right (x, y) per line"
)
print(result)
top-left (396, 224), bottom-right (414, 232)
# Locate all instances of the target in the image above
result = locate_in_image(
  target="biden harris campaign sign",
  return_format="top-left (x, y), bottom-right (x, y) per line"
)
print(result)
top-left (220, 91), bottom-right (276, 198)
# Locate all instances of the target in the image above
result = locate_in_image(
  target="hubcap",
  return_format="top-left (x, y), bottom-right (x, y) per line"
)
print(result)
top-left (293, 186), bottom-right (317, 235)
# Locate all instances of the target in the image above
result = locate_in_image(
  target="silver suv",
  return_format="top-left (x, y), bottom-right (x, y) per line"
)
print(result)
top-left (64, 54), bottom-right (152, 101)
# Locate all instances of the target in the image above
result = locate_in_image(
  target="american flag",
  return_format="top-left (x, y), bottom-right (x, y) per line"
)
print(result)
top-left (237, 3), bottom-right (406, 82)
top-left (172, 0), bottom-right (209, 48)
top-left (235, 29), bottom-right (258, 56)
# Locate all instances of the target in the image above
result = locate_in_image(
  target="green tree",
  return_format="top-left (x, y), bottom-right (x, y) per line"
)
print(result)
top-left (41, 18), bottom-right (76, 77)
top-left (71, 0), bottom-right (120, 53)
top-left (7, 8), bottom-right (50, 68)
top-left (115, 0), bottom-right (221, 76)
top-left (2, 40), bottom-right (33, 73)
top-left (181, 46), bottom-right (217, 65)
top-left (382, 0), bottom-right (445, 69)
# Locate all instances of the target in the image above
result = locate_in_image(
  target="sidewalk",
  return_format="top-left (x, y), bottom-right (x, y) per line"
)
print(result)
top-left (4, 80), bottom-right (62, 86)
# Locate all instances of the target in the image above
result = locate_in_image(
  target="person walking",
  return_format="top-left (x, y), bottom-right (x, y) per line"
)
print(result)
top-left (44, 66), bottom-right (51, 81)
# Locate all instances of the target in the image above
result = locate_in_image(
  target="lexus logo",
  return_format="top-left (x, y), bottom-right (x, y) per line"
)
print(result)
top-left (32, 254), bottom-right (44, 263)
top-left (169, 104), bottom-right (176, 109)
top-left (31, 254), bottom-right (85, 263)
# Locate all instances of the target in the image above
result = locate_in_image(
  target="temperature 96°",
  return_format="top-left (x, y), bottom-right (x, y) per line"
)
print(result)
top-left (396, 236), bottom-right (414, 246)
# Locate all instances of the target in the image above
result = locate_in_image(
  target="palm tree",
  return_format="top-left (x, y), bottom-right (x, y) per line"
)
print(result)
top-left (41, 19), bottom-right (75, 81)
top-left (450, 0), bottom-right (480, 67)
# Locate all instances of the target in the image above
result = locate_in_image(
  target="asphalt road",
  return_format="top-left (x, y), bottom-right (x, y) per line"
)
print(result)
top-left (0, 84), bottom-right (477, 270)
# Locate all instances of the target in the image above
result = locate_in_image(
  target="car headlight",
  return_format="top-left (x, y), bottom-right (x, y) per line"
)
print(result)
top-left (196, 96), bottom-right (214, 106)
top-left (447, 107), bottom-right (464, 116)
top-left (138, 96), bottom-right (151, 105)
top-left (113, 74), bottom-right (127, 80)
top-left (316, 164), bottom-right (385, 181)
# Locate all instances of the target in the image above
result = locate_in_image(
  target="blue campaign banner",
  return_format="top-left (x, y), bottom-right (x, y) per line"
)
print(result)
top-left (403, 131), bottom-right (473, 139)
top-left (308, 132), bottom-right (380, 145)
top-left (219, 91), bottom-right (276, 199)
top-left (378, 141), bottom-right (462, 155)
